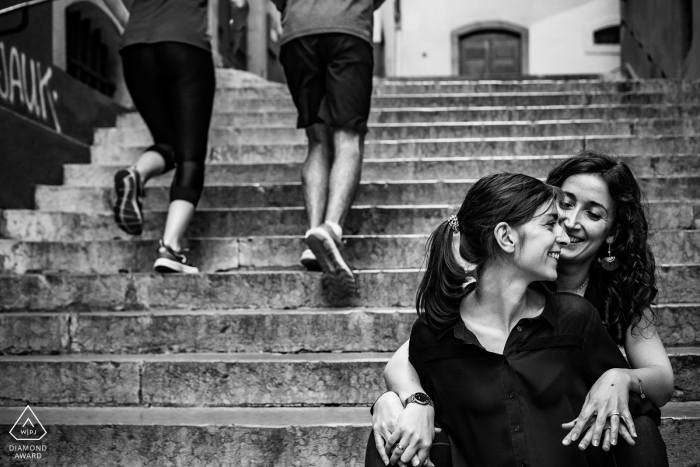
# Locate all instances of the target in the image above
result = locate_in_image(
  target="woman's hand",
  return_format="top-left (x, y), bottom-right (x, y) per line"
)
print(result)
top-left (385, 403), bottom-right (438, 466)
top-left (561, 369), bottom-right (638, 450)
top-left (372, 392), bottom-right (405, 465)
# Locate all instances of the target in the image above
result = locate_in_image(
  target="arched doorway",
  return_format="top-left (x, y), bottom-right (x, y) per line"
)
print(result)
top-left (451, 21), bottom-right (528, 79)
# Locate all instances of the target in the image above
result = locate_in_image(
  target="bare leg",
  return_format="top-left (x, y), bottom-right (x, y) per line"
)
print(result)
top-left (302, 123), bottom-right (333, 229)
top-left (162, 200), bottom-right (195, 252)
top-left (133, 150), bottom-right (167, 186)
top-left (325, 128), bottom-right (364, 227)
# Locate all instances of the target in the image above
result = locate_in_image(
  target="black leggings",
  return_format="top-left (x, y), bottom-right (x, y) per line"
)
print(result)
top-left (120, 42), bottom-right (215, 206)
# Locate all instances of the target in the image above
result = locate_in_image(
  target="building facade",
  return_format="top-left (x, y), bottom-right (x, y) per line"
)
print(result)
top-left (376, 0), bottom-right (621, 77)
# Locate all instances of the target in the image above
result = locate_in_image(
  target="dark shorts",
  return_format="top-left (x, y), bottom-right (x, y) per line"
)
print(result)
top-left (280, 33), bottom-right (373, 134)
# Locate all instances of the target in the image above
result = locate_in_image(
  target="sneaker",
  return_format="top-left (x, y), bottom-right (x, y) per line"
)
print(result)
top-left (300, 248), bottom-right (321, 271)
top-left (113, 167), bottom-right (144, 235)
top-left (305, 223), bottom-right (356, 296)
top-left (153, 240), bottom-right (199, 274)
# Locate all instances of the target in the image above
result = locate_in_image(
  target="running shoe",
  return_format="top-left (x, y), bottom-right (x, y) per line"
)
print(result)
top-left (300, 248), bottom-right (321, 271)
top-left (305, 223), bottom-right (356, 296)
top-left (153, 240), bottom-right (199, 274)
top-left (113, 167), bottom-right (144, 235)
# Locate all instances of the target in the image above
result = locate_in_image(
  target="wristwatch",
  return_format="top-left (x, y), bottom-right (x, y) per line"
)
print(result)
top-left (404, 392), bottom-right (434, 408)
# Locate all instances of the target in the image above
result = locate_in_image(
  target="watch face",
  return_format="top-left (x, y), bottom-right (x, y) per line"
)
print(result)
top-left (414, 393), bottom-right (430, 404)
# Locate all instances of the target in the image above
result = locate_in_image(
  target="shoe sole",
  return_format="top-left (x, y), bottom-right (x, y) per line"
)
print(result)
top-left (154, 258), bottom-right (199, 274)
top-left (114, 170), bottom-right (143, 235)
top-left (306, 229), bottom-right (356, 296)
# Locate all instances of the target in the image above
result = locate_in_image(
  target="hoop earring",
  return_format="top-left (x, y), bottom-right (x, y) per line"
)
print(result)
top-left (600, 240), bottom-right (620, 271)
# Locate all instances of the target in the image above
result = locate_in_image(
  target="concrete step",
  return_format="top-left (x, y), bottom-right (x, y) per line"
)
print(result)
top-left (95, 119), bottom-right (700, 147)
top-left (37, 177), bottom-right (700, 214)
top-left (0, 266), bottom-right (697, 311)
top-left (3, 202), bottom-right (698, 242)
top-left (1, 404), bottom-right (698, 466)
top-left (66, 154), bottom-right (700, 185)
top-left (90, 135), bottom-right (700, 165)
top-left (0, 352), bottom-right (388, 406)
top-left (115, 104), bottom-right (700, 129)
top-left (209, 76), bottom-right (700, 94)
top-left (1, 304), bottom-right (699, 356)
top-left (3, 230), bottom-right (698, 275)
top-left (371, 79), bottom-right (700, 95)
top-left (0, 407), bottom-right (371, 467)
top-left (212, 92), bottom-right (700, 112)
top-left (1, 349), bottom-right (699, 406)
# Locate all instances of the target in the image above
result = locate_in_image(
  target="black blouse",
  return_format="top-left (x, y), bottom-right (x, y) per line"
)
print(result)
top-left (408, 283), bottom-right (641, 467)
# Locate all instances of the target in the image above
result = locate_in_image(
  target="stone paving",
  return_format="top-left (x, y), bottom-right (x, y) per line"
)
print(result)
top-left (1, 70), bottom-right (699, 465)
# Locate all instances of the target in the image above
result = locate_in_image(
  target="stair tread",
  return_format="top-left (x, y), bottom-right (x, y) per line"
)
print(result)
top-left (1, 347), bottom-right (698, 362)
top-left (1, 403), bottom-right (698, 426)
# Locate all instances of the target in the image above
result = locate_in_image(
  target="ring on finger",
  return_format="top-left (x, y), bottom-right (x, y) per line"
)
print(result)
top-left (610, 413), bottom-right (621, 416)
top-left (395, 443), bottom-right (405, 451)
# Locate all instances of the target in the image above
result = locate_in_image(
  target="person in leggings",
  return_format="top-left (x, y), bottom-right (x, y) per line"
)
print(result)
top-left (103, 0), bottom-right (216, 273)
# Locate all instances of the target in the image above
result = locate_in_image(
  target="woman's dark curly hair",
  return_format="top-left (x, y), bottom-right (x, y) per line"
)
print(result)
top-left (546, 150), bottom-right (658, 344)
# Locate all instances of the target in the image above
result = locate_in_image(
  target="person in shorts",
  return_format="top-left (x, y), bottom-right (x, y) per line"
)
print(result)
top-left (276, 0), bottom-right (385, 297)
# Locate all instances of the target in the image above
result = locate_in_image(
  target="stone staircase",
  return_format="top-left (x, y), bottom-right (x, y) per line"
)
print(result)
top-left (1, 71), bottom-right (700, 466)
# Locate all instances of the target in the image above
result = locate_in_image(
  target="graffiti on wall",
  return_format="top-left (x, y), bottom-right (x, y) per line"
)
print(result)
top-left (0, 41), bottom-right (61, 133)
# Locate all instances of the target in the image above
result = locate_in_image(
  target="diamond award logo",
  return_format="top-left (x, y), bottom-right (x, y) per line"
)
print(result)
top-left (10, 406), bottom-right (47, 441)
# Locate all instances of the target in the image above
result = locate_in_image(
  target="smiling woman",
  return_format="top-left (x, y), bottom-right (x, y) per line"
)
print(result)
top-left (367, 151), bottom-right (673, 467)
top-left (372, 172), bottom-right (647, 467)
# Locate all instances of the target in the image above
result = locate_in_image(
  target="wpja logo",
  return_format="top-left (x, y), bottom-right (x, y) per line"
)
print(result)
top-left (7, 405), bottom-right (48, 460)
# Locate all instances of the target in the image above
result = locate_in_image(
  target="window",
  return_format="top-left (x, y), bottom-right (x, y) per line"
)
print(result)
top-left (593, 25), bottom-right (620, 45)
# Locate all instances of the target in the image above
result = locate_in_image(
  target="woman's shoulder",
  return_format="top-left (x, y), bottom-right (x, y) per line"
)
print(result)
top-left (549, 291), bottom-right (600, 327)
top-left (409, 317), bottom-right (443, 347)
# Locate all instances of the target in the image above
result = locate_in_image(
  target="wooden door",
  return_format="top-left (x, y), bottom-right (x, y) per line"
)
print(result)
top-left (459, 30), bottom-right (522, 79)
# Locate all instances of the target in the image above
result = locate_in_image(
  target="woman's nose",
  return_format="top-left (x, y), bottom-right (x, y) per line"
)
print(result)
top-left (556, 223), bottom-right (570, 246)
top-left (563, 209), bottom-right (579, 229)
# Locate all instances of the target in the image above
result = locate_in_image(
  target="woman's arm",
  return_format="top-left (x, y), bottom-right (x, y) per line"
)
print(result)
top-left (371, 339), bottom-right (436, 466)
top-left (563, 308), bottom-right (674, 451)
top-left (102, 0), bottom-right (129, 28)
top-left (623, 308), bottom-right (674, 406)
top-left (384, 339), bottom-right (426, 400)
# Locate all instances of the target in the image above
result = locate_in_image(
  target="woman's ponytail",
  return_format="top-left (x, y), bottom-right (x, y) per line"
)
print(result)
top-left (415, 219), bottom-right (471, 332)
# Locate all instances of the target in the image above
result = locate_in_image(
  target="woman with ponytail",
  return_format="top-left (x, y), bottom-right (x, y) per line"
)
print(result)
top-left (367, 152), bottom-right (673, 467)
top-left (368, 172), bottom-right (648, 467)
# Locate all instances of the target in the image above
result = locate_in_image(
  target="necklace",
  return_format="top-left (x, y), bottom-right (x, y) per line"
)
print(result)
top-left (575, 278), bottom-right (589, 295)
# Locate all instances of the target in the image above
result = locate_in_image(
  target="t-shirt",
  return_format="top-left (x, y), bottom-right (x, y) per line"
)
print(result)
top-left (408, 283), bottom-right (644, 467)
top-left (279, 0), bottom-right (376, 46)
top-left (121, 0), bottom-right (211, 52)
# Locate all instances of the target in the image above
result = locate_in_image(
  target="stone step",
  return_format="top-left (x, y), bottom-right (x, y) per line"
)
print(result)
top-left (210, 77), bottom-right (700, 94)
top-left (116, 104), bottom-right (700, 129)
top-left (89, 135), bottom-right (700, 165)
top-left (214, 91), bottom-right (700, 113)
top-left (1, 349), bottom-right (699, 406)
top-left (371, 79), bottom-right (700, 95)
top-left (3, 230), bottom-right (698, 275)
top-left (212, 92), bottom-right (700, 112)
top-left (1, 304), bottom-right (698, 356)
top-left (38, 177), bottom-right (700, 214)
top-left (0, 404), bottom-right (698, 466)
top-left (95, 119), bottom-right (700, 147)
top-left (66, 154), bottom-right (700, 185)
top-left (0, 407), bottom-right (371, 466)
top-left (0, 266), bottom-right (697, 311)
top-left (3, 202), bottom-right (698, 242)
